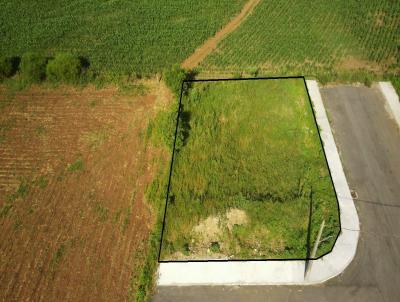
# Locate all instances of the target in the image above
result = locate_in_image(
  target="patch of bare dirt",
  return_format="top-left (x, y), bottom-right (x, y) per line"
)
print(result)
top-left (226, 208), bottom-right (248, 231)
top-left (187, 208), bottom-right (249, 259)
top-left (193, 216), bottom-right (220, 243)
top-left (181, 0), bottom-right (261, 69)
top-left (337, 56), bottom-right (385, 73)
top-left (0, 80), bottom-right (171, 301)
top-left (374, 11), bottom-right (386, 27)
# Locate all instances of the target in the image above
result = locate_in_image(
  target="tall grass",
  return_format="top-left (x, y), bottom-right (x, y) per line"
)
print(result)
top-left (160, 79), bottom-right (340, 260)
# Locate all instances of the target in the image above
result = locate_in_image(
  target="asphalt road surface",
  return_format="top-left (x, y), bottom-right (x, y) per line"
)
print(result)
top-left (152, 85), bottom-right (400, 302)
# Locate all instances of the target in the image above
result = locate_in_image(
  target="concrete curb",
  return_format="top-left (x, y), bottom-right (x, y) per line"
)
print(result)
top-left (156, 80), bottom-right (359, 286)
top-left (377, 82), bottom-right (400, 129)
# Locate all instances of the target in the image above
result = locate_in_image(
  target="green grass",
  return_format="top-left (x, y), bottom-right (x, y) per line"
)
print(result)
top-left (35, 125), bottom-right (46, 136)
top-left (121, 207), bottom-right (132, 233)
top-left (13, 217), bottom-right (23, 231)
top-left (202, 0), bottom-right (399, 79)
top-left (0, 203), bottom-right (13, 218)
top-left (34, 176), bottom-right (48, 189)
top-left (160, 78), bottom-right (340, 260)
top-left (50, 244), bottom-right (67, 277)
top-left (81, 128), bottom-right (111, 150)
top-left (128, 141), bottom-right (171, 302)
top-left (67, 158), bottom-right (84, 172)
top-left (93, 202), bottom-right (109, 222)
top-left (7, 178), bottom-right (30, 202)
top-left (390, 75), bottom-right (400, 94)
top-left (0, 0), bottom-right (246, 75)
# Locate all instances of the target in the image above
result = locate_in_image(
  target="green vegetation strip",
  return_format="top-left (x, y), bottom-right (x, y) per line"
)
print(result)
top-left (160, 78), bottom-right (340, 261)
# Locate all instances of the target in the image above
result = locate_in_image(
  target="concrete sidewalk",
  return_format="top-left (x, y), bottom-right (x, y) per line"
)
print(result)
top-left (378, 82), bottom-right (400, 129)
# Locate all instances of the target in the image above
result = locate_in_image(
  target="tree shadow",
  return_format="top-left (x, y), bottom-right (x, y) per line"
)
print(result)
top-left (179, 106), bottom-right (192, 147)
top-left (10, 56), bottom-right (20, 76)
top-left (78, 56), bottom-right (90, 70)
top-left (182, 69), bottom-right (199, 95)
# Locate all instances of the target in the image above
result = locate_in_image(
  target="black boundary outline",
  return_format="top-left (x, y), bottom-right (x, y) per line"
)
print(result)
top-left (158, 76), bottom-right (341, 263)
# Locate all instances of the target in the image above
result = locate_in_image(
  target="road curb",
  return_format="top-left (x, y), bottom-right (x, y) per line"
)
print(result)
top-left (377, 82), bottom-right (400, 129)
top-left (156, 80), bottom-right (360, 286)
top-left (303, 80), bottom-right (360, 283)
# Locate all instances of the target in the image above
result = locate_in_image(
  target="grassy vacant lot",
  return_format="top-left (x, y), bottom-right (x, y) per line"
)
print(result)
top-left (160, 78), bottom-right (340, 261)
top-left (0, 0), bottom-right (245, 75)
top-left (202, 0), bottom-right (399, 79)
top-left (0, 81), bottom-right (171, 301)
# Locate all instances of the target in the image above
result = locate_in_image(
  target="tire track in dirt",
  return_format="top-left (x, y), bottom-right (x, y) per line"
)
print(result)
top-left (181, 0), bottom-right (261, 69)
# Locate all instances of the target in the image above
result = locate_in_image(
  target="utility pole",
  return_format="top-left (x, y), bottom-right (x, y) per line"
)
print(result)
top-left (305, 219), bottom-right (325, 278)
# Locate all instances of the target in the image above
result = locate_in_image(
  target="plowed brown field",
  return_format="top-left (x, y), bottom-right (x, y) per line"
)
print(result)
top-left (0, 81), bottom-right (170, 301)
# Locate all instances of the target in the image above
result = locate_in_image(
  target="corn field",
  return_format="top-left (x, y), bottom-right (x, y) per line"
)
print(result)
top-left (0, 0), bottom-right (246, 75)
top-left (203, 0), bottom-right (400, 76)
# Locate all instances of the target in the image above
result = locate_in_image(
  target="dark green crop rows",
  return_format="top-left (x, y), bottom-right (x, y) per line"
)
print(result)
top-left (0, 0), bottom-right (246, 75)
top-left (203, 0), bottom-right (400, 77)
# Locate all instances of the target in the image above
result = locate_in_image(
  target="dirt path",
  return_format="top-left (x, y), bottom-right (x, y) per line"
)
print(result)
top-left (181, 0), bottom-right (260, 69)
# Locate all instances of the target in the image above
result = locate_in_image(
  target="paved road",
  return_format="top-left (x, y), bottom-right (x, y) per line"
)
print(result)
top-left (152, 85), bottom-right (400, 302)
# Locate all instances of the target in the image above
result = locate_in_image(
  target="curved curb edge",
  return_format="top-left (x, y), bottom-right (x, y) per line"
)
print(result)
top-left (377, 82), bottom-right (400, 129)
